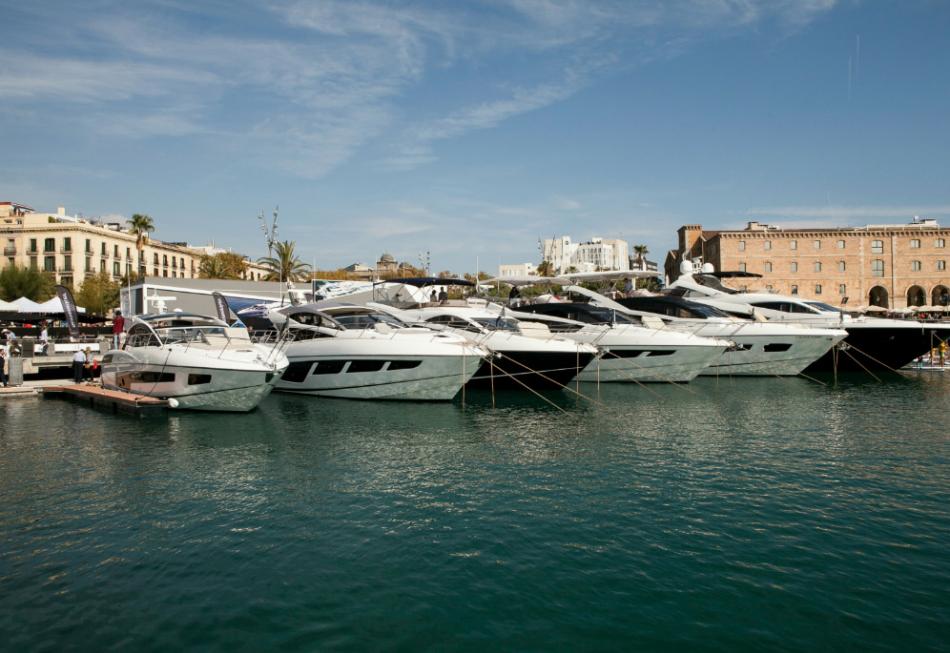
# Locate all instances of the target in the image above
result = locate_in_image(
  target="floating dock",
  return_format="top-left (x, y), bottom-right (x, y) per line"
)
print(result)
top-left (42, 383), bottom-right (169, 415)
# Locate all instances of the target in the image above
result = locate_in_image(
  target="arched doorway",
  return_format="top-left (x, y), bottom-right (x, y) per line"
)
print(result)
top-left (906, 285), bottom-right (926, 307)
top-left (869, 285), bottom-right (889, 308)
top-left (933, 285), bottom-right (950, 307)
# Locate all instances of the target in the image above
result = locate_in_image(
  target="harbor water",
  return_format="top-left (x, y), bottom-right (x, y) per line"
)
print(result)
top-left (1, 374), bottom-right (948, 651)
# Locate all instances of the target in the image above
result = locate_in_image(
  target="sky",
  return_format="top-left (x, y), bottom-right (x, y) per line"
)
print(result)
top-left (2, 0), bottom-right (949, 274)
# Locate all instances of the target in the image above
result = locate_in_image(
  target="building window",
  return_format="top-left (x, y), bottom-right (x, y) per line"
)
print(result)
top-left (790, 261), bottom-right (798, 273)
top-left (814, 261), bottom-right (822, 272)
top-left (126, 247), bottom-right (131, 259)
top-left (813, 240), bottom-right (821, 250)
top-left (153, 252), bottom-right (159, 264)
top-left (815, 284), bottom-right (822, 294)
top-left (63, 256), bottom-right (72, 272)
top-left (29, 238), bottom-right (38, 253)
top-left (738, 240), bottom-right (746, 251)
top-left (871, 259), bottom-right (884, 277)
top-left (837, 239), bottom-right (845, 249)
top-left (790, 285), bottom-right (798, 295)
top-left (153, 267), bottom-right (159, 276)
top-left (180, 257), bottom-right (185, 269)
top-left (764, 262), bottom-right (772, 273)
top-left (63, 237), bottom-right (71, 252)
top-left (163, 269), bottom-right (168, 277)
top-left (938, 260), bottom-right (947, 271)
top-left (738, 262), bottom-right (746, 272)
top-left (163, 255), bottom-right (168, 266)
top-left (936, 238), bottom-right (945, 248)
top-left (85, 238), bottom-right (92, 253)
top-left (44, 238), bottom-right (55, 252)
top-left (910, 239), bottom-right (920, 249)
top-left (764, 240), bottom-right (772, 251)
top-left (912, 260), bottom-right (922, 271)
top-left (100, 260), bottom-right (106, 273)
top-left (114, 244), bottom-right (119, 257)
top-left (85, 258), bottom-right (92, 272)
top-left (113, 262), bottom-right (120, 276)
top-left (766, 284), bottom-right (773, 292)
top-left (839, 284), bottom-right (847, 296)
top-left (44, 256), bottom-right (55, 272)
top-left (101, 242), bottom-right (107, 255)
top-left (172, 257), bottom-right (177, 269)
top-left (838, 261), bottom-right (846, 272)
top-left (871, 240), bottom-right (883, 254)
top-left (790, 239), bottom-right (797, 250)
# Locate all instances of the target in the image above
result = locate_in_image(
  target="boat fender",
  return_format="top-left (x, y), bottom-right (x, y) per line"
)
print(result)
top-left (167, 398), bottom-right (180, 409)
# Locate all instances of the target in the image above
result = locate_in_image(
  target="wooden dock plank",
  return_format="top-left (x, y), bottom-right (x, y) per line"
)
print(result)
top-left (42, 384), bottom-right (170, 414)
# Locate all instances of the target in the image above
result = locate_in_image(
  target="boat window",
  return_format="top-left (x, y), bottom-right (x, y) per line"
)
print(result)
top-left (289, 311), bottom-right (338, 328)
top-left (751, 301), bottom-right (818, 314)
top-left (473, 317), bottom-right (520, 332)
top-left (312, 360), bottom-right (346, 375)
top-left (288, 328), bottom-right (333, 341)
top-left (388, 360), bottom-right (422, 371)
top-left (334, 312), bottom-right (405, 330)
top-left (188, 374), bottom-right (212, 385)
top-left (763, 343), bottom-right (792, 353)
top-left (282, 361), bottom-right (315, 382)
top-left (118, 371), bottom-right (175, 384)
top-left (347, 360), bottom-right (386, 373)
top-left (804, 301), bottom-right (841, 313)
top-left (425, 315), bottom-right (482, 333)
top-left (125, 324), bottom-right (161, 347)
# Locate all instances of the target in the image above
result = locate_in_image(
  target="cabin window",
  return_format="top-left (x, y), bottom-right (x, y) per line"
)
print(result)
top-left (312, 360), bottom-right (346, 375)
top-left (281, 361), bottom-right (314, 383)
top-left (188, 374), bottom-right (212, 385)
top-left (347, 360), bottom-right (386, 373)
top-left (388, 360), bottom-right (422, 370)
top-left (763, 343), bottom-right (792, 352)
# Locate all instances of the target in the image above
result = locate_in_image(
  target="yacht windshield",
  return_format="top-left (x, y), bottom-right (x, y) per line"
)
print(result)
top-left (694, 274), bottom-right (739, 294)
top-left (473, 317), bottom-right (520, 332)
top-left (805, 301), bottom-right (842, 313)
top-left (332, 311), bottom-right (405, 330)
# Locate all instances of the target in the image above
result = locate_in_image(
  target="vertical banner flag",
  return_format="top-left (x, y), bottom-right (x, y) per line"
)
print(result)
top-left (211, 292), bottom-right (231, 323)
top-left (55, 285), bottom-right (81, 339)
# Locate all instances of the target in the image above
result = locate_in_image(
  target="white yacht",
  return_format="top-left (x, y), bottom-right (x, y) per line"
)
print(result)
top-left (100, 313), bottom-right (289, 412)
top-left (668, 261), bottom-right (950, 373)
top-left (565, 285), bottom-right (847, 376)
top-left (496, 302), bottom-right (732, 383)
top-left (274, 303), bottom-right (487, 400)
top-left (381, 303), bottom-right (600, 391)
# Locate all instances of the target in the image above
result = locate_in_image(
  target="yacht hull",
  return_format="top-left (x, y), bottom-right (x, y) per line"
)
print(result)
top-left (101, 363), bottom-right (281, 412)
top-left (467, 351), bottom-right (595, 390)
top-left (579, 344), bottom-right (725, 383)
top-left (701, 332), bottom-right (844, 376)
top-left (276, 355), bottom-right (477, 400)
top-left (805, 325), bottom-right (948, 373)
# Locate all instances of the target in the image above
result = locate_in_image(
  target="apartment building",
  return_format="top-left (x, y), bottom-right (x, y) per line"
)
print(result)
top-left (540, 236), bottom-right (630, 274)
top-left (1, 201), bottom-right (205, 288)
top-left (665, 219), bottom-right (950, 309)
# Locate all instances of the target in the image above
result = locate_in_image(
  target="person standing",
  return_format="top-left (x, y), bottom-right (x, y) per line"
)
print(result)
top-left (72, 348), bottom-right (86, 384)
top-left (39, 322), bottom-right (50, 355)
top-left (0, 345), bottom-right (8, 387)
top-left (112, 310), bottom-right (125, 349)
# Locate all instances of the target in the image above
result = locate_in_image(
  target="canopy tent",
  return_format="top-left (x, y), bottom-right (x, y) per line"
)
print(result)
top-left (36, 296), bottom-right (87, 313)
top-left (0, 299), bottom-right (16, 312)
top-left (10, 297), bottom-right (43, 312)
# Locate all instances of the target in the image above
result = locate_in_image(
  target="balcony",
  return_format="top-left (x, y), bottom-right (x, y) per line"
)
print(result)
top-left (3, 245), bottom-right (15, 255)
top-left (59, 246), bottom-right (73, 254)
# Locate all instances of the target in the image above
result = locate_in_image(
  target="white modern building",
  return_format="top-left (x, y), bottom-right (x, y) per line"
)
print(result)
top-left (539, 235), bottom-right (630, 274)
top-left (498, 263), bottom-right (538, 278)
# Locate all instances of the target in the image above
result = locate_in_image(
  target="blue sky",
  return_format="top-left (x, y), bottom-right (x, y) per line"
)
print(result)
top-left (2, 1), bottom-right (949, 273)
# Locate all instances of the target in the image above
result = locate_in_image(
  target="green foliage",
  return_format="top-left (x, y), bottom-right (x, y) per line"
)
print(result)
top-left (128, 213), bottom-right (155, 251)
top-left (0, 265), bottom-right (55, 302)
top-left (199, 252), bottom-right (247, 279)
top-left (76, 271), bottom-right (120, 316)
top-left (257, 241), bottom-right (312, 282)
top-left (536, 260), bottom-right (554, 276)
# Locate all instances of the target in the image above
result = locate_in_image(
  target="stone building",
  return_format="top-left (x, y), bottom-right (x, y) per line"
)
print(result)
top-left (665, 219), bottom-right (950, 309)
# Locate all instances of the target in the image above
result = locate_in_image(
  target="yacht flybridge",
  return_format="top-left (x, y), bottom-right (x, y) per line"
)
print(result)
top-left (668, 261), bottom-right (950, 373)
top-left (273, 302), bottom-right (487, 400)
top-left (563, 285), bottom-right (847, 376)
top-left (100, 313), bottom-right (289, 411)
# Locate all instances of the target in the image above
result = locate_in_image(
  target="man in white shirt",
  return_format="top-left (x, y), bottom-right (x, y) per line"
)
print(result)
top-left (72, 348), bottom-right (86, 384)
top-left (39, 322), bottom-right (50, 355)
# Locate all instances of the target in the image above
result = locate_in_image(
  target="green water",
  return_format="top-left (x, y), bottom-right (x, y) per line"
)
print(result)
top-left (1, 375), bottom-right (948, 651)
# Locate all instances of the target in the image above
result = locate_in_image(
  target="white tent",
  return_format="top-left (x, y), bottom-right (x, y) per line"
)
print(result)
top-left (36, 296), bottom-right (87, 313)
top-left (0, 299), bottom-right (16, 311)
top-left (10, 297), bottom-right (43, 312)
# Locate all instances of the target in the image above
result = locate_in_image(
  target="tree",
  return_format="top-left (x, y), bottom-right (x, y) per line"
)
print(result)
top-left (437, 270), bottom-right (454, 279)
top-left (257, 240), bottom-right (311, 282)
top-left (128, 213), bottom-right (155, 274)
top-left (633, 244), bottom-right (649, 269)
top-left (76, 271), bottom-right (120, 316)
top-left (199, 252), bottom-right (247, 279)
top-left (0, 265), bottom-right (55, 302)
top-left (536, 260), bottom-right (554, 276)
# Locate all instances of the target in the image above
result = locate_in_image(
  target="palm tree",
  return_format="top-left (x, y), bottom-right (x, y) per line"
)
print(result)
top-left (633, 244), bottom-right (649, 270)
top-left (536, 260), bottom-right (554, 276)
top-left (128, 213), bottom-right (155, 275)
top-left (257, 240), bottom-right (311, 282)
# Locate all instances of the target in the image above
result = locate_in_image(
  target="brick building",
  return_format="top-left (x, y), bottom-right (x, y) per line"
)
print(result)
top-left (665, 219), bottom-right (950, 309)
